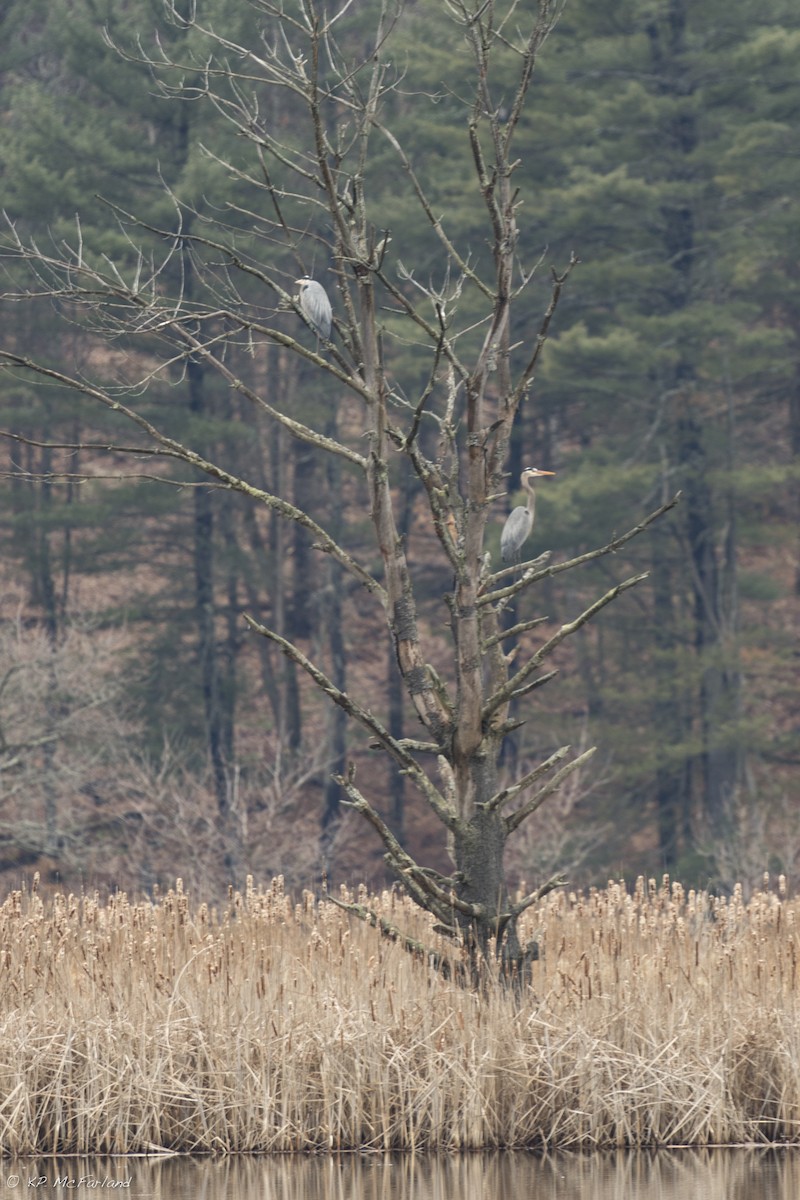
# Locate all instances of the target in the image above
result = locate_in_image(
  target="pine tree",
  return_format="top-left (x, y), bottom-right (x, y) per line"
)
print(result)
top-left (500, 0), bottom-right (800, 879)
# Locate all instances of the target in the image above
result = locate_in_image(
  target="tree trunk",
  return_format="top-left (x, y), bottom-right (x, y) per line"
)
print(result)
top-left (791, 355), bottom-right (800, 597)
top-left (387, 469), bottom-right (415, 837)
top-left (288, 436), bottom-right (315, 642)
top-left (650, 1), bottom-right (743, 863)
top-left (268, 418), bottom-right (303, 753)
top-left (321, 557), bottom-right (347, 834)
top-left (677, 409), bottom-right (742, 849)
top-left (321, 412), bottom-right (347, 837)
top-left (187, 354), bottom-right (229, 823)
top-left (651, 513), bottom-right (689, 867)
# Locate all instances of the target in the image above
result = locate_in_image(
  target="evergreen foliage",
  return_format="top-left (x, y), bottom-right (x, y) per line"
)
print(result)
top-left (0, 0), bottom-right (798, 897)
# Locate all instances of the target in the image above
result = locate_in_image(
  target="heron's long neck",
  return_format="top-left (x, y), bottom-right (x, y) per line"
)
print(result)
top-left (526, 486), bottom-right (536, 518)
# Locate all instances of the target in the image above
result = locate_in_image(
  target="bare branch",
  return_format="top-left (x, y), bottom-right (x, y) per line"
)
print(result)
top-left (0, 428), bottom-right (163, 457)
top-left (245, 616), bottom-right (457, 829)
top-left (486, 744), bottom-right (572, 813)
top-left (509, 253), bottom-right (579, 404)
top-left (326, 892), bottom-right (458, 978)
top-left (484, 573), bottom-right (650, 722)
top-left (334, 774), bottom-right (479, 918)
top-left (373, 120), bottom-right (494, 300)
top-left (506, 747), bottom-right (598, 835)
top-left (508, 871), bottom-right (567, 919)
top-left (369, 737), bottom-right (444, 755)
top-left (482, 614), bottom-right (549, 649)
top-left (487, 551), bottom-right (551, 593)
top-left (0, 354), bottom-right (381, 597)
top-left (479, 494), bottom-right (680, 608)
top-left (508, 669), bottom-right (558, 701)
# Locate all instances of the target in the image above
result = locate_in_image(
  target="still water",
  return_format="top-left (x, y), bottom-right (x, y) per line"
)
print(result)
top-left (3, 1149), bottom-right (799, 1200)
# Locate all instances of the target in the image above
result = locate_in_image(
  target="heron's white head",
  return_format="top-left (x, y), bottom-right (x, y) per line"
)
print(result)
top-left (522, 467), bottom-right (555, 480)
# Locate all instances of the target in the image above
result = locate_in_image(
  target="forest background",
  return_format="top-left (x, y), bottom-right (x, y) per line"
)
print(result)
top-left (0, 0), bottom-right (798, 901)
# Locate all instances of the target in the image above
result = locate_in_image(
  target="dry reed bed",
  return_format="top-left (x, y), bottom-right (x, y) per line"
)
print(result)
top-left (0, 874), bottom-right (798, 1153)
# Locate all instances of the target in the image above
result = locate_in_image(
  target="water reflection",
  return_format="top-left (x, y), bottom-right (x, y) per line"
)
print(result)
top-left (5, 1148), bottom-right (799, 1200)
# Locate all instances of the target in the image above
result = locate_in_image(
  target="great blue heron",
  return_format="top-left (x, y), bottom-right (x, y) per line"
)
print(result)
top-left (500, 467), bottom-right (555, 564)
top-left (296, 277), bottom-right (332, 342)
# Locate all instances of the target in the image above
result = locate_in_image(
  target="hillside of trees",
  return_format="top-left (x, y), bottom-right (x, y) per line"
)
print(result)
top-left (0, 0), bottom-right (798, 903)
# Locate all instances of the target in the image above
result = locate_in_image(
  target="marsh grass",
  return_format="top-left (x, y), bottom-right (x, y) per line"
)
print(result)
top-left (0, 874), bottom-right (798, 1153)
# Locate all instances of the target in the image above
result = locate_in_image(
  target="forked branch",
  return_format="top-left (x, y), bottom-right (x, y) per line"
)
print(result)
top-left (484, 572), bottom-right (649, 721)
top-left (245, 616), bottom-right (457, 830)
top-left (486, 745), bottom-right (571, 812)
top-left (505, 747), bottom-right (597, 834)
top-left (334, 774), bottom-right (480, 920)
top-left (326, 892), bottom-right (461, 980)
top-left (480, 493), bottom-right (681, 607)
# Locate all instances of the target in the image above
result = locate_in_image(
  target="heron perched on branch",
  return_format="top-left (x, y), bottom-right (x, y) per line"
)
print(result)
top-left (500, 467), bottom-right (555, 564)
top-left (296, 277), bottom-right (332, 343)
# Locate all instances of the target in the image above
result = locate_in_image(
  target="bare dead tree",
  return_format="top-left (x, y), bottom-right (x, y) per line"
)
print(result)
top-left (0, 0), bottom-right (677, 979)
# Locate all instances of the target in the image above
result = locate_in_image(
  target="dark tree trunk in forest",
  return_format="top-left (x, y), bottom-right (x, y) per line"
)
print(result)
top-left (267, 418), bottom-right (302, 753)
top-left (682, 411), bottom-right (742, 844)
top-left (321, 556), bottom-right (347, 834)
top-left (32, 438), bottom-right (64, 856)
top-left (387, 639), bottom-right (406, 836)
top-left (791, 358), bottom-right (800, 597)
top-left (651, 515), bottom-right (690, 867)
top-left (33, 442), bottom-right (60, 644)
top-left (239, 495), bottom-right (282, 729)
top-left (288, 435), bottom-right (315, 641)
top-left (218, 495), bottom-right (240, 770)
top-left (649, 0), bottom-right (743, 863)
top-left (176, 102), bottom-right (236, 855)
top-left (187, 354), bottom-right (229, 823)
top-left (321, 412), bottom-right (347, 838)
top-left (386, 468), bottom-right (415, 838)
